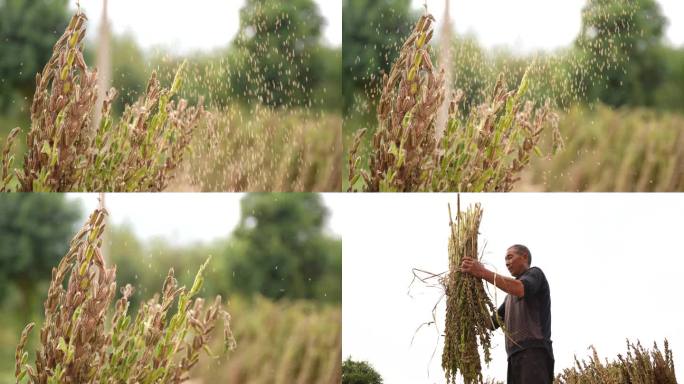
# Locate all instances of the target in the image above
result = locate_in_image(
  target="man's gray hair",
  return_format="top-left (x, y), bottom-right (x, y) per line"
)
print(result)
top-left (509, 244), bottom-right (532, 265)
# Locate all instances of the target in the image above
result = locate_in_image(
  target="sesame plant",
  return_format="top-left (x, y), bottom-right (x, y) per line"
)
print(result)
top-left (442, 201), bottom-right (496, 384)
top-left (347, 13), bottom-right (563, 192)
top-left (14, 208), bottom-right (235, 383)
top-left (555, 340), bottom-right (677, 384)
top-left (0, 10), bottom-right (202, 192)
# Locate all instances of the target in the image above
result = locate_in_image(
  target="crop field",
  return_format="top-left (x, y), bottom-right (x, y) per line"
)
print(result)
top-left (0, 1), bottom-right (341, 192)
top-left (171, 106), bottom-right (341, 192)
top-left (343, 0), bottom-right (684, 192)
top-left (0, 193), bottom-right (342, 383)
top-left (524, 106), bottom-right (684, 191)
top-left (346, 13), bottom-right (562, 192)
top-left (194, 297), bottom-right (341, 384)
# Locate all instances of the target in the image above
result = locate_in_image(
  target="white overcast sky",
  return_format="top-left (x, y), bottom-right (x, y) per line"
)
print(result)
top-left (65, 1), bottom-right (683, 54)
top-left (68, 0), bottom-right (342, 53)
top-left (341, 193), bottom-right (684, 383)
top-left (413, 0), bottom-right (684, 53)
top-left (66, 193), bottom-right (342, 246)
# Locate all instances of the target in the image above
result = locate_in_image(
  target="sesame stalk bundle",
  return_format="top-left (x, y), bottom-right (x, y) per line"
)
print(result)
top-left (442, 201), bottom-right (495, 384)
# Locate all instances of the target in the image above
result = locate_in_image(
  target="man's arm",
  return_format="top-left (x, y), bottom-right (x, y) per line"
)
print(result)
top-left (460, 257), bottom-right (524, 297)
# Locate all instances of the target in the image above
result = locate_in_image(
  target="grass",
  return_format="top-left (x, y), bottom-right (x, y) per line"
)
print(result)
top-left (347, 13), bottom-right (563, 192)
top-left (555, 339), bottom-right (677, 384)
top-left (526, 105), bottom-right (684, 191)
top-left (442, 200), bottom-right (495, 384)
top-left (14, 208), bottom-right (234, 383)
top-left (0, 10), bottom-right (204, 192)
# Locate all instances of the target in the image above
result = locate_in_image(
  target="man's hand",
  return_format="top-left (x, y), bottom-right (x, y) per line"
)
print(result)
top-left (461, 257), bottom-right (525, 297)
top-left (460, 257), bottom-right (486, 279)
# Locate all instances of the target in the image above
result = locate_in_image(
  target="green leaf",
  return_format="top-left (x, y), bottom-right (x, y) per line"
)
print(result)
top-left (41, 142), bottom-right (52, 157)
top-left (533, 146), bottom-right (543, 157)
top-left (57, 337), bottom-right (68, 354)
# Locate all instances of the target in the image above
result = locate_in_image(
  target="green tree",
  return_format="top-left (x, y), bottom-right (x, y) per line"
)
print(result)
top-left (447, 34), bottom-right (497, 113)
top-left (0, 194), bottom-right (81, 319)
top-left (574, 0), bottom-right (667, 107)
top-left (230, 0), bottom-right (325, 108)
top-left (654, 47), bottom-right (684, 111)
top-left (109, 34), bottom-right (149, 114)
top-left (342, 358), bottom-right (383, 384)
top-left (342, 0), bottom-right (417, 112)
top-left (226, 193), bottom-right (341, 303)
top-left (310, 46), bottom-right (343, 111)
top-left (0, 0), bottom-right (70, 110)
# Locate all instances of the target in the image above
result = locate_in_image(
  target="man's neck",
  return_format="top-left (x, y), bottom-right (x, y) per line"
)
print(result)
top-left (514, 266), bottom-right (530, 278)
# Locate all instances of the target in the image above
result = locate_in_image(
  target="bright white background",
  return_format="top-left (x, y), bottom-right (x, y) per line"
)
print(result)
top-left (67, 193), bottom-right (343, 246)
top-left (341, 193), bottom-right (684, 383)
top-left (68, 0), bottom-right (342, 52)
top-left (413, 0), bottom-right (684, 53)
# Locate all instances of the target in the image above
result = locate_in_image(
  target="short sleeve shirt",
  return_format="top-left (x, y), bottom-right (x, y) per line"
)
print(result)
top-left (493, 266), bottom-right (552, 357)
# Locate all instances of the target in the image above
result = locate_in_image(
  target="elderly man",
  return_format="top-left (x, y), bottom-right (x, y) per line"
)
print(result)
top-left (460, 244), bottom-right (553, 384)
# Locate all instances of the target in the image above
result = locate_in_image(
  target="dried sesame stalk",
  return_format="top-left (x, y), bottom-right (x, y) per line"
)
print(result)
top-left (442, 202), bottom-right (495, 384)
top-left (0, 127), bottom-right (21, 191)
top-left (556, 339), bottom-right (677, 384)
top-left (1, 10), bottom-right (202, 192)
top-left (356, 13), bottom-right (444, 192)
top-left (348, 12), bottom-right (564, 192)
top-left (85, 61), bottom-right (203, 192)
top-left (434, 71), bottom-right (563, 192)
top-left (15, 323), bottom-right (35, 382)
top-left (15, 208), bottom-right (234, 383)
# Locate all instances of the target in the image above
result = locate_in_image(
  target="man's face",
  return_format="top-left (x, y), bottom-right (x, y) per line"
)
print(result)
top-left (505, 247), bottom-right (529, 278)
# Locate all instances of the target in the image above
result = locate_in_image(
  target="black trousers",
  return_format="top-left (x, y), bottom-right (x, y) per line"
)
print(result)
top-left (507, 347), bottom-right (554, 384)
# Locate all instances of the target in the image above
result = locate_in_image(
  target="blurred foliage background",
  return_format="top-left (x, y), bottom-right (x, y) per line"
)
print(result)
top-left (0, 193), bottom-right (341, 383)
top-left (343, 0), bottom-right (684, 191)
top-left (0, 0), bottom-right (342, 191)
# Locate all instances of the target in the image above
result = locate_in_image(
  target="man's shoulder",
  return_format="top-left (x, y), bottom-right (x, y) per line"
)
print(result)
top-left (524, 266), bottom-right (548, 281)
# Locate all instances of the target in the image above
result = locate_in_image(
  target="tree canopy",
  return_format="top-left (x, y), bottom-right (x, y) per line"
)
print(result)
top-left (342, 358), bottom-right (384, 384)
top-left (227, 193), bottom-right (341, 302)
top-left (574, 0), bottom-right (667, 107)
top-left (342, 0), bottom-right (416, 112)
top-left (103, 193), bottom-right (341, 305)
top-left (0, 194), bottom-right (81, 317)
top-left (0, 0), bottom-right (70, 110)
top-left (230, 0), bottom-right (326, 108)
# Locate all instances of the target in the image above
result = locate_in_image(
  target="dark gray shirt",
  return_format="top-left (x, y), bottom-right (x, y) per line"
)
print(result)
top-left (493, 266), bottom-right (552, 358)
